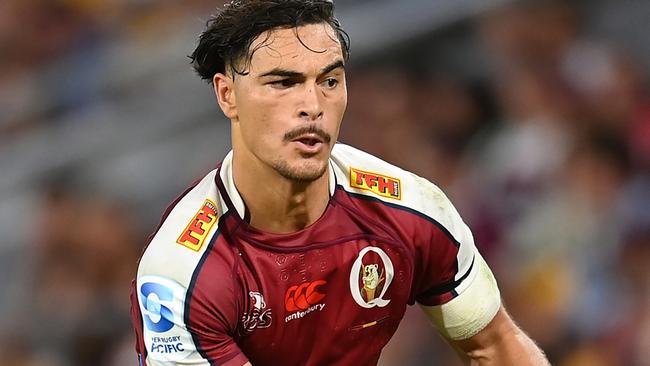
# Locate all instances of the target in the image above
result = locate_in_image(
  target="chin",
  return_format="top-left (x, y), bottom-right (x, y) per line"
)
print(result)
top-left (273, 158), bottom-right (328, 182)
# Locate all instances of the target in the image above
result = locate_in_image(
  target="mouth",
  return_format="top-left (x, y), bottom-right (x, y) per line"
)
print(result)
top-left (284, 125), bottom-right (331, 156)
top-left (293, 133), bottom-right (324, 146)
top-left (291, 133), bottom-right (325, 154)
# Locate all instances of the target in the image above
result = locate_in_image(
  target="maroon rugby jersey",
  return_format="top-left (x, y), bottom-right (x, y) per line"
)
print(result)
top-left (131, 143), bottom-right (478, 366)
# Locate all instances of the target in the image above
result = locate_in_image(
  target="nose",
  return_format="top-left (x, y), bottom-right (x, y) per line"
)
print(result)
top-left (298, 83), bottom-right (324, 121)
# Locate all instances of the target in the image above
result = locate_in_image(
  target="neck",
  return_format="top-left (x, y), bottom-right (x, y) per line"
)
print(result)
top-left (231, 153), bottom-right (331, 234)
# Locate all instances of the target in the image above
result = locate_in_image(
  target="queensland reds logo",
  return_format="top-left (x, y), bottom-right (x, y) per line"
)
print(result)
top-left (240, 291), bottom-right (272, 335)
top-left (349, 247), bottom-right (394, 308)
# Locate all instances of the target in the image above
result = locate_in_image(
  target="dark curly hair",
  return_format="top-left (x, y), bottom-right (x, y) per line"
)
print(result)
top-left (190, 0), bottom-right (350, 82)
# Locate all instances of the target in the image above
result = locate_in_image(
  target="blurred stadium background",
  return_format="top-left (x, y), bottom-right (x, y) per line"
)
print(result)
top-left (1, 0), bottom-right (650, 365)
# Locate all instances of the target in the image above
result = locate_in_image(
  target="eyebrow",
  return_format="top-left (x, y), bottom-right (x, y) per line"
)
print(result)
top-left (258, 59), bottom-right (345, 79)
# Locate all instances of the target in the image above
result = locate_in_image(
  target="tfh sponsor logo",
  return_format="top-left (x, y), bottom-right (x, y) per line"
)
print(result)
top-left (176, 199), bottom-right (219, 251)
top-left (350, 168), bottom-right (401, 200)
top-left (240, 291), bottom-right (272, 335)
top-left (284, 280), bottom-right (327, 323)
top-left (349, 247), bottom-right (394, 308)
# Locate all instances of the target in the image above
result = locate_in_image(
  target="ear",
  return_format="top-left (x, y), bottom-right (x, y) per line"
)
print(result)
top-left (213, 73), bottom-right (237, 119)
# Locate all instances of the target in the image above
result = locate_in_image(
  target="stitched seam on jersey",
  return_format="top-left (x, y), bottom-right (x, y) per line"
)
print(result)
top-left (218, 349), bottom-right (248, 365)
top-left (418, 255), bottom-right (475, 298)
top-left (131, 280), bottom-right (149, 365)
top-left (333, 186), bottom-right (416, 261)
top-left (230, 237), bottom-right (242, 337)
top-left (215, 167), bottom-right (238, 216)
top-left (241, 233), bottom-right (401, 253)
top-left (218, 181), bottom-right (402, 253)
top-left (216, 212), bottom-right (245, 337)
top-left (333, 187), bottom-right (407, 240)
top-left (339, 186), bottom-right (461, 248)
top-left (232, 239), bottom-right (268, 321)
top-left (184, 211), bottom-right (229, 365)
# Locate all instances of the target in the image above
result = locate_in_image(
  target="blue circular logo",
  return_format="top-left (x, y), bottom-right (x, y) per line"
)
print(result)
top-left (140, 282), bottom-right (174, 333)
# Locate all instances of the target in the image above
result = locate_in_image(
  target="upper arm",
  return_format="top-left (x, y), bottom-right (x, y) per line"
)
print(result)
top-left (420, 259), bottom-right (549, 365)
top-left (130, 274), bottom-right (249, 366)
top-left (410, 181), bottom-right (548, 365)
top-left (409, 175), bottom-right (484, 307)
top-left (419, 251), bottom-right (501, 340)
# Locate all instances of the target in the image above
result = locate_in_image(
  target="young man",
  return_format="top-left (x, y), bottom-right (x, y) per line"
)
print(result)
top-left (130, 1), bottom-right (550, 365)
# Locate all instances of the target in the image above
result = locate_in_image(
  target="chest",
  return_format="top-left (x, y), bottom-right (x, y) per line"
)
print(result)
top-left (232, 235), bottom-right (414, 365)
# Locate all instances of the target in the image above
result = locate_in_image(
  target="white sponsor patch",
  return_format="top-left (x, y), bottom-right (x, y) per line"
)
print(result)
top-left (138, 275), bottom-right (196, 362)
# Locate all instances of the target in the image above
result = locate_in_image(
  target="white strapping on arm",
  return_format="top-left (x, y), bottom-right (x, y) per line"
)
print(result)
top-left (420, 251), bottom-right (501, 340)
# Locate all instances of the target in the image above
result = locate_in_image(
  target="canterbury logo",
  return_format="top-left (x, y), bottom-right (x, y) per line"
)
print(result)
top-left (284, 280), bottom-right (327, 312)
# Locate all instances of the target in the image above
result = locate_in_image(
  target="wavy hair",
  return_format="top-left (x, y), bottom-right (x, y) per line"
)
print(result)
top-left (190, 0), bottom-right (350, 82)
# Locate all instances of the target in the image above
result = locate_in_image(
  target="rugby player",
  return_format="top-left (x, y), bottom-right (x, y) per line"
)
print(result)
top-left (130, 1), bottom-right (550, 365)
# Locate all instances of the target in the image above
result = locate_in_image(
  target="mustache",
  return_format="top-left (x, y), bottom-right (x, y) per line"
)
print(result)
top-left (283, 125), bottom-right (332, 144)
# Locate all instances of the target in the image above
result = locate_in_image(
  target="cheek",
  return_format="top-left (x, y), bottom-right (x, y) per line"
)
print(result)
top-left (332, 83), bottom-right (348, 115)
top-left (329, 92), bottom-right (348, 132)
top-left (240, 100), bottom-right (288, 149)
top-left (338, 94), bottom-right (348, 119)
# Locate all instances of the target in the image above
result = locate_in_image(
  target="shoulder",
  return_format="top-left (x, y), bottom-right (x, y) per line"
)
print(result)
top-left (137, 168), bottom-right (225, 288)
top-left (331, 143), bottom-right (467, 242)
top-left (133, 169), bottom-right (240, 364)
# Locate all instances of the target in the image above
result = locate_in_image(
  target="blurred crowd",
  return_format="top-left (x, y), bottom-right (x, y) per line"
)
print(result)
top-left (351, 2), bottom-right (650, 365)
top-left (1, 1), bottom-right (649, 366)
top-left (0, 0), bottom-right (216, 139)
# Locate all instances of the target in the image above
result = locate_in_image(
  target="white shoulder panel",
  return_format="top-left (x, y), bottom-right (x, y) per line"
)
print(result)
top-left (136, 169), bottom-right (223, 365)
top-left (331, 143), bottom-right (476, 286)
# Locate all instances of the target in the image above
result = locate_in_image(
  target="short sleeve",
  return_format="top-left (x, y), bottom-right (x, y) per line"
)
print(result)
top-left (409, 180), bottom-right (480, 306)
top-left (131, 274), bottom-right (249, 366)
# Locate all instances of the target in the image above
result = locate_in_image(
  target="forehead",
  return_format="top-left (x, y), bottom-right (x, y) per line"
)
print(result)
top-left (247, 23), bottom-right (343, 74)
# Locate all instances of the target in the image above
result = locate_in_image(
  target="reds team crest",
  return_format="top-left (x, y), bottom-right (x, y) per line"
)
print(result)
top-left (349, 247), bottom-right (394, 308)
top-left (239, 291), bottom-right (272, 336)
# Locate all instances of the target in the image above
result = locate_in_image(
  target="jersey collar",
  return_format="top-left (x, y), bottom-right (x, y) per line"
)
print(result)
top-left (216, 150), bottom-right (337, 222)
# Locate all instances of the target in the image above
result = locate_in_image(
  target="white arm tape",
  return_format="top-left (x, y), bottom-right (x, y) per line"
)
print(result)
top-left (420, 251), bottom-right (501, 340)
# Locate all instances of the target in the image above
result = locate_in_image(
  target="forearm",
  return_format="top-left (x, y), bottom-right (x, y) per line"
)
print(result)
top-left (420, 252), bottom-right (549, 366)
top-left (465, 331), bottom-right (548, 365)
top-left (454, 309), bottom-right (549, 366)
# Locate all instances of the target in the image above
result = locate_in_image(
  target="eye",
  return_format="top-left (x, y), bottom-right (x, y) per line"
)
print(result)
top-left (269, 79), bottom-right (297, 89)
top-left (321, 78), bottom-right (339, 89)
